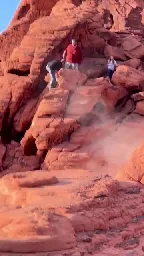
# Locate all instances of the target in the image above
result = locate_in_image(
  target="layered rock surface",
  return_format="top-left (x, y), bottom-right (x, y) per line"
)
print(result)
top-left (1, 0), bottom-right (144, 255)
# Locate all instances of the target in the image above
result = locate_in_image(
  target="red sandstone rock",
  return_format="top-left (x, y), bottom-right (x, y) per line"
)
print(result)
top-left (0, 74), bottom-right (35, 134)
top-left (131, 92), bottom-right (144, 102)
top-left (42, 144), bottom-right (90, 170)
top-left (0, 209), bottom-right (76, 252)
top-left (0, 138), bottom-right (6, 170)
top-left (57, 69), bottom-right (87, 91)
top-left (0, 0), bottom-right (60, 62)
top-left (13, 98), bottom-right (38, 133)
top-left (2, 142), bottom-right (40, 173)
top-left (80, 58), bottom-right (107, 78)
top-left (104, 45), bottom-right (126, 60)
top-left (6, 0), bottom-right (104, 77)
top-left (122, 99), bottom-right (135, 114)
top-left (117, 143), bottom-right (144, 183)
top-left (96, 27), bottom-right (118, 46)
top-left (122, 35), bottom-right (144, 59)
top-left (101, 84), bottom-right (128, 111)
top-left (1, 171), bottom-right (58, 188)
top-left (9, 0), bottom-right (60, 28)
top-left (97, 0), bottom-right (144, 32)
top-left (1, 0), bottom-right (144, 255)
top-left (21, 81), bottom-right (81, 155)
top-left (134, 101), bottom-right (144, 115)
top-left (123, 58), bottom-right (141, 69)
top-left (112, 65), bottom-right (144, 90)
top-left (21, 69), bottom-right (107, 157)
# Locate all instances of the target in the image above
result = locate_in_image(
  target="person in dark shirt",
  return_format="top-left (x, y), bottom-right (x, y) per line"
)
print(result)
top-left (63, 39), bottom-right (82, 70)
top-left (46, 59), bottom-right (64, 89)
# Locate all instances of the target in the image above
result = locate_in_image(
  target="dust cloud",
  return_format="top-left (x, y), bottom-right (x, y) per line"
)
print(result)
top-left (86, 113), bottom-right (144, 177)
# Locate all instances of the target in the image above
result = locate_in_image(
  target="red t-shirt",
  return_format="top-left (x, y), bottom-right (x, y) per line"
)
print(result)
top-left (65, 44), bottom-right (82, 64)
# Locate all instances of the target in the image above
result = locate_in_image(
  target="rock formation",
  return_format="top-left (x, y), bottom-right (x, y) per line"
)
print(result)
top-left (1, 0), bottom-right (144, 254)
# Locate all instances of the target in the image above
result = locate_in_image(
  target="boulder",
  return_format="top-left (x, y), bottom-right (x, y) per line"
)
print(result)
top-left (0, 209), bottom-right (76, 253)
top-left (123, 58), bottom-right (141, 69)
top-left (57, 69), bottom-right (87, 90)
top-left (116, 143), bottom-right (144, 184)
top-left (101, 85), bottom-right (128, 111)
top-left (104, 45), bottom-right (126, 60)
top-left (13, 98), bottom-right (38, 133)
top-left (0, 74), bottom-right (37, 139)
top-left (131, 91), bottom-right (144, 101)
top-left (2, 142), bottom-right (40, 173)
top-left (96, 27), bottom-right (118, 46)
top-left (112, 65), bottom-right (144, 90)
top-left (42, 143), bottom-right (90, 170)
top-left (134, 101), bottom-right (144, 115)
top-left (80, 58), bottom-right (107, 78)
top-left (122, 35), bottom-right (144, 59)
top-left (1, 171), bottom-right (58, 188)
top-left (116, 99), bottom-right (135, 118)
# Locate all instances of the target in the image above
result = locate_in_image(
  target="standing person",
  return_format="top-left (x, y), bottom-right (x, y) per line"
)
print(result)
top-left (46, 59), bottom-right (64, 90)
top-left (63, 39), bottom-right (82, 70)
top-left (107, 56), bottom-right (118, 83)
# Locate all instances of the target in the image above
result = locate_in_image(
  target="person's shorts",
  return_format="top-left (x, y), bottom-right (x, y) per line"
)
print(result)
top-left (65, 62), bottom-right (79, 70)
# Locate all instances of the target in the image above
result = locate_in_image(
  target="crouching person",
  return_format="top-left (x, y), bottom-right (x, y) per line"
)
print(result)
top-left (46, 59), bottom-right (64, 90)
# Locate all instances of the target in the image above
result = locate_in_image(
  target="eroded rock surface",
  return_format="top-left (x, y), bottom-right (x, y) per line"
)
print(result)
top-left (1, 0), bottom-right (144, 255)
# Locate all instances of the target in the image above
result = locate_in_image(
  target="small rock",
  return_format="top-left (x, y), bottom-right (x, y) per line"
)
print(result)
top-left (126, 187), bottom-right (140, 194)
top-left (81, 236), bottom-right (92, 243)
top-left (77, 234), bottom-right (92, 243)
top-left (126, 251), bottom-right (138, 256)
top-left (72, 253), bottom-right (81, 256)
top-left (115, 238), bottom-right (139, 250)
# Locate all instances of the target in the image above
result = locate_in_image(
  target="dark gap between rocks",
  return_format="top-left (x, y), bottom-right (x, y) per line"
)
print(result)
top-left (23, 136), bottom-right (37, 156)
top-left (8, 69), bottom-right (30, 76)
top-left (115, 88), bottom-right (142, 110)
top-left (1, 108), bottom-right (11, 144)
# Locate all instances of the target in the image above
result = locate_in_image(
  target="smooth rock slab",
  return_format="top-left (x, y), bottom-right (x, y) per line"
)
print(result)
top-left (0, 208), bottom-right (76, 253)
top-left (0, 170), bottom-right (58, 188)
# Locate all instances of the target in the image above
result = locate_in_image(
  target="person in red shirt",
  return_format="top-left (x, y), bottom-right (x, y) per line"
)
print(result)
top-left (63, 39), bottom-right (82, 70)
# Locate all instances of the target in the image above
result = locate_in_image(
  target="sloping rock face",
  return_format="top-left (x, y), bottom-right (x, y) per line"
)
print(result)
top-left (1, 0), bottom-right (144, 255)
